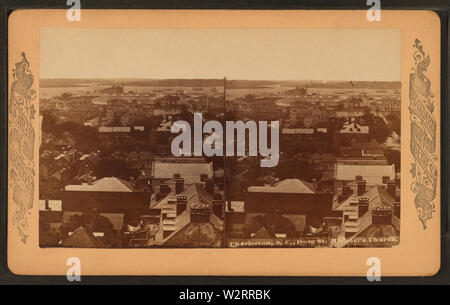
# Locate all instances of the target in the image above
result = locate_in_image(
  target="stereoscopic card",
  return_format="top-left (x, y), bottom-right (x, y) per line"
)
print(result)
top-left (7, 9), bottom-right (441, 276)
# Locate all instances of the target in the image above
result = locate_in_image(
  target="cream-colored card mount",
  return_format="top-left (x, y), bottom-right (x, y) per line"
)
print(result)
top-left (7, 9), bottom-right (441, 276)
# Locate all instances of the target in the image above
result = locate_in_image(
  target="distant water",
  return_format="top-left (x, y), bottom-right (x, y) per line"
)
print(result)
top-left (40, 84), bottom-right (399, 100)
top-left (40, 84), bottom-right (293, 99)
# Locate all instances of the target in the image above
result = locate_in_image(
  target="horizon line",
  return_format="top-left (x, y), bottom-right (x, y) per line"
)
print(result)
top-left (40, 77), bottom-right (402, 83)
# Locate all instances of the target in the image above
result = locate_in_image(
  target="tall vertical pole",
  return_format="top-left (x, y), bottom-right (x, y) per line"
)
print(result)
top-left (224, 76), bottom-right (227, 112)
top-left (223, 75), bottom-right (228, 247)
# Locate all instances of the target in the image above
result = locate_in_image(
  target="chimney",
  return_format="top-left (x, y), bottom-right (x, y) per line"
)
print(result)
top-left (372, 206), bottom-right (393, 225)
top-left (212, 200), bottom-right (224, 219)
top-left (357, 180), bottom-right (366, 196)
top-left (191, 206), bottom-right (210, 223)
top-left (387, 181), bottom-right (396, 198)
top-left (205, 178), bottom-right (214, 196)
top-left (176, 195), bottom-right (187, 215)
top-left (87, 175), bottom-right (93, 185)
top-left (173, 173), bottom-right (181, 179)
top-left (45, 199), bottom-right (50, 210)
top-left (358, 197), bottom-right (369, 218)
top-left (175, 178), bottom-right (184, 194)
top-left (355, 175), bottom-right (363, 181)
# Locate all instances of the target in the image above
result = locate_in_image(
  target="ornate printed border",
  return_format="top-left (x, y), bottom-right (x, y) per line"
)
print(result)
top-left (9, 52), bottom-right (36, 243)
top-left (409, 39), bottom-right (438, 229)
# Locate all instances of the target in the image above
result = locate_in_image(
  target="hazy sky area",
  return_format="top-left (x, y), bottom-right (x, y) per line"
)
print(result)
top-left (40, 28), bottom-right (401, 81)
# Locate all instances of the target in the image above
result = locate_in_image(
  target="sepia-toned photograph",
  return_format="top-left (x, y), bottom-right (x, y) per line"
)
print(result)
top-left (38, 27), bottom-right (401, 249)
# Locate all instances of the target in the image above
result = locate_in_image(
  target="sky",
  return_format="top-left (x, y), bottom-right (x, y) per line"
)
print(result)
top-left (40, 28), bottom-right (401, 81)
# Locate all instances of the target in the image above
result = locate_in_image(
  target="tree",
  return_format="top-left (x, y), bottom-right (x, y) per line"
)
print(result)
top-left (59, 92), bottom-right (72, 101)
top-left (275, 159), bottom-right (318, 181)
top-left (41, 111), bottom-right (58, 133)
top-left (386, 113), bottom-right (401, 136)
top-left (54, 121), bottom-right (99, 153)
top-left (133, 116), bottom-right (164, 131)
top-left (95, 158), bottom-right (139, 181)
top-left (361, 112), bottom-right (391, 143)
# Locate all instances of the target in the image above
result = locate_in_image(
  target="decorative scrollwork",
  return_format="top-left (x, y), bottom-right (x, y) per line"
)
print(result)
top-left (9, 52), bottom-right (36, 243)
top-left (408, 39), bottom-right (437, 229)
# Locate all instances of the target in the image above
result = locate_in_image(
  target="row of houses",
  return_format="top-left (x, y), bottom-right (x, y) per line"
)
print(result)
top-left (226, 171), bottom-right (399, 248)
top-left (40, 147), bottom-right (400, 249)
top-left (39, 157), bottom-right (220, 248)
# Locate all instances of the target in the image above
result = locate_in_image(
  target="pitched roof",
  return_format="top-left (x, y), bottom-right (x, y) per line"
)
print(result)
top-left (60, 226), bottom-right (105, 248)
top-left (334, 185), bottom-right (395, 212)
top-left (247, 179), bottom-right (315, 194)
top-left (336, 156), bottom-right (388, 165)
top-left (157, 121), bottom-right (172, 132)
top-left (283, 214), bottom-right (307, 232)
top-left (151, 183), bottom-right (212, 210)
top-left (339, 122), bottom-right (369, 134)
top-left (100, 213), bottom-right (125, 231)
top-left (152, 160), bottom-right (213, 184)
top-left (51, 170), bottom-right (62, 181)
top-left (152, 184), bottom-right (223, 246)
top-left (249, 211), bottom-right (299, 237)
top-left (252, 227), bottom-right (271, 238)
top-left (334, 163), bottom-right (395, 185)
top-left (337, 185), bottom-right (400, 246)
top-left (65, 177), bottom-right (133, 192)
top-left (345, 213), bottom-right (400, 247)
top-left (62, 212), bottom-right (124, 232)
top-left (161, 221), bottom-right (223, 247)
